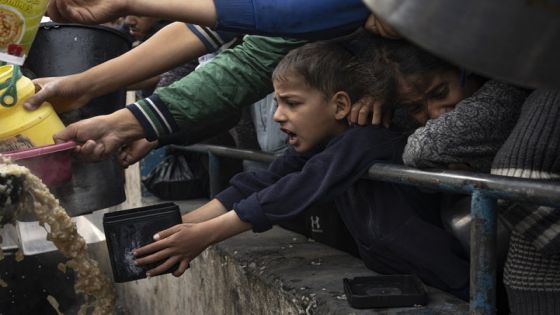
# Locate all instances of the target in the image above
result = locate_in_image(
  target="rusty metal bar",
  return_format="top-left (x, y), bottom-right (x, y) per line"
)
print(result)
top-left (469, 191), bottom-right (497, 315)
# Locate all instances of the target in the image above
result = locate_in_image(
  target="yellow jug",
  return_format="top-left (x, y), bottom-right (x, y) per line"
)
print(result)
top-left (0, 64), bottom-right (65, 150)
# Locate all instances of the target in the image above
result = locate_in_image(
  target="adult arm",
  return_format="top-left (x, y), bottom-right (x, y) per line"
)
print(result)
top-left (128, 35), bottom-right (306, 144)
top-left (54, 36), bottom-right (306, 160)
top-left (403, 80), bottom-right (529, 172)
top-left (25, 23), bottom-right (234, 112)
top-left (47, 0), bottom-right (370, 39)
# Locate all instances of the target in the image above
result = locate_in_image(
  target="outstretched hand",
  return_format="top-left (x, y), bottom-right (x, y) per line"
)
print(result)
top-left (118, 139), bottom-right (159, 168)
top-left (54, 109), bottom-right (145, 161)
top-left (133, 210), bottom-right (252, 277)
top-left (24, 76), bottom-right (94, 113)
top-left (47, 0), bottom-right (128, 24)
top-left (133, 222), bottom-right (212, 277)
top-left (348, 96), bottom-right (392, 127)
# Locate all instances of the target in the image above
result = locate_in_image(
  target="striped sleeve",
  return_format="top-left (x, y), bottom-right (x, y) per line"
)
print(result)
top-left (126, 94), bottom-right (179, 141)
top-left (501, 203), bottom-right (560, 256)
top-left (186, 23), bottom-right (239, 53)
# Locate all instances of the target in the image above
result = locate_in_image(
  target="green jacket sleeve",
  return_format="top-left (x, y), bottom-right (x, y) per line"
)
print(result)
top-left (126, 36), bottom-right (307, 143)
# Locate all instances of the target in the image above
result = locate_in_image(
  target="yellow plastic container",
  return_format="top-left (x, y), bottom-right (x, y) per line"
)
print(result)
top-left (0, 64), bottom-right (64, 148)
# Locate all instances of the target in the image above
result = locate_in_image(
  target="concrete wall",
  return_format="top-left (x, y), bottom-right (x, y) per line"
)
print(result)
top-left (88, 211), bottom-right (468, 315)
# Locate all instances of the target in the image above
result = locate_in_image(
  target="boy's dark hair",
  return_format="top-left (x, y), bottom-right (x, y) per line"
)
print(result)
top-left (272, 41), bottom-right (369, 103)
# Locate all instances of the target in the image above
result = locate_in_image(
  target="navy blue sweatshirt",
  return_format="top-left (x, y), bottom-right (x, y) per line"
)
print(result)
top-left (215, 125), bottom-right (469, 298)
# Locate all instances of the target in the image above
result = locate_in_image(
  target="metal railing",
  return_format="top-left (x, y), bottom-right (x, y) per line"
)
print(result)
top-left (169, 144), bottom-right (560, 315)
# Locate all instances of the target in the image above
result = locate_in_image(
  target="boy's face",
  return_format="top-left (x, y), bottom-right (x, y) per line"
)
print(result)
top-left (273, 74), bottom-right (348, 153)
top-left (124, 16), bottom-right (159, 40)
top-left (398, 70), bottom-right (481, 125)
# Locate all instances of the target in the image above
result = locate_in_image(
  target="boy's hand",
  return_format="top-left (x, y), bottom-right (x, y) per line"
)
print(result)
top-left (133, 222), bottom-right (213, 277)
top-left (134, 210), bottom-right (252, 277)
top-left (348, 96), bottom-right (392, 128)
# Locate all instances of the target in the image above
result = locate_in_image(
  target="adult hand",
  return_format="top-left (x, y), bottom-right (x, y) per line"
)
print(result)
top-left (24, 75), bottom-right (94, 113)
top-left (118, 138), bottom-right (159, 168)
top-left (364, 14), bottom-right (401, 39)
top-left (348, 96), bottom-right (392, 128)
top-left (47, 0), bottom-right (128, 24)
top-left (54, 109), bottom-right (146, 161)
top-left (133, 222), bottom-right (213, 277)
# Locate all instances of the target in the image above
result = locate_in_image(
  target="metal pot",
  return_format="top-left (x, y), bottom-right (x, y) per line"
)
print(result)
top-left (440, 195), bottom-right (510, 267)
top-left (363, 0), bottom-right (560, 89)
top-left (22, 23), bottom-right (132, 218)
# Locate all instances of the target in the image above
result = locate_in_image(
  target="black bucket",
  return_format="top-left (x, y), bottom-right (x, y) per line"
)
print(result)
top-left (23, 23), bottom-right (132, 218)
top-left (103, 203), bottom-right (182, 282)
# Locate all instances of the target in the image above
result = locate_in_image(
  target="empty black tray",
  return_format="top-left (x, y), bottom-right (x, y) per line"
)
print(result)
top-left (343, 275), bottom-right (427, 308)
top-left (104, 203), bottom-right (182, 282)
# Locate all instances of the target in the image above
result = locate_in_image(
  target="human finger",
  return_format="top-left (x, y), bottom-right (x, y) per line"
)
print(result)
top-left (349, 103), bottom-right (362, 124)
top-left (364, 14), bottom-right (378, 34)
top-left (133, 238), bottom-right (171, 258)
top-left (376, 20), bottom-right (401, 39)
top-left (78, 140), bottom-right (98, 156)
top-left (24, 80), bottom-right (52, 110)
top-left (46, 0), bottom-right (64, 23)
top-left (53, 124), bottom-right (79, 144)
top-left (92, 142), bottom-right (107, 160)
top-left (371, 101), bottom-right (384, 126)
top-left (154, 224), bottom-right (183, 241)
top-left (172, 259), bottom-right (190, 277)
top-left (357, 105), bottom-right (371, 126)
top-left (135, 247), bottom-right (175, 267)
top-left (382, 107), bottom-right (393, 128)
top-left (117, 146), bottom-right (130, 168)
top-left (145, 256), bottom-right (179, 277)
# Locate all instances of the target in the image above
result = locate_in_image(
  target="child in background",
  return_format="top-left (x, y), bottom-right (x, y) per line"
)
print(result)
top-left (132, 40), bottom-right (470, 300)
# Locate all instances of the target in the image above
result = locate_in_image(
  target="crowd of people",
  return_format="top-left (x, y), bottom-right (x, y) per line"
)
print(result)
top-left (23, 0), bottom-right (560, 314)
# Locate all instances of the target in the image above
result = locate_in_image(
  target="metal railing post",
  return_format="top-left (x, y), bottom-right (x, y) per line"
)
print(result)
top-left (469, 190), bottom-right (497, 315)
top-left (208, 152), bottom-right (222, 198)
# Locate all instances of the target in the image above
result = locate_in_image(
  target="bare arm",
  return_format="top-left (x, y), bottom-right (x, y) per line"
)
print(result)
top-left (181, 199), bottom-right (229, 223)
top-left (133, 209), bottom-right (251, 277)
top-left (25, 22), bottom-right (206, 112)
top-left (48, 0), bottom-right (217, 27)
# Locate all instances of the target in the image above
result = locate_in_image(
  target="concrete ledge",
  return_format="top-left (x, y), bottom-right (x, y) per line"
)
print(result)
top-left (104, 199), bottom-right (468, 314)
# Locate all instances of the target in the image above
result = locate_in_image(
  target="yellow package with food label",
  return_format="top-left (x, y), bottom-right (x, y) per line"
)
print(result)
top-left (0, 0), bottom-right (48, 65)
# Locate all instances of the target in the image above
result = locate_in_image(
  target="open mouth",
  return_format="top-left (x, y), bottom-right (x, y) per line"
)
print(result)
top-left (281, 128), bottom-right (298, 145)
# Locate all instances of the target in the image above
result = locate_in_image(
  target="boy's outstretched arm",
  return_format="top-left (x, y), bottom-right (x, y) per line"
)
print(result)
top-left (133, 208), bottom-right (251, 277)
top-left (181, 199), bottom-right (229, 223)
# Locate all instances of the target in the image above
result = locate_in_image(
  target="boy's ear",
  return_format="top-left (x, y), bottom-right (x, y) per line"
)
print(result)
top-left (332, 91), bottom-right (352, 120)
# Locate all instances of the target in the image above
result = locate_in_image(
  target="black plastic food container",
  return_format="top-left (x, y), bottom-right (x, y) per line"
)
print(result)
top-left (103, 203), bottom-right (182, 282)
top-left (343, 275), bottom-right (428, 309)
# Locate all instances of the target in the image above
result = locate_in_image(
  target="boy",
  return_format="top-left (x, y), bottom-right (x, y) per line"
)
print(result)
top-left (133, 41), bottom-right (469, 299)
